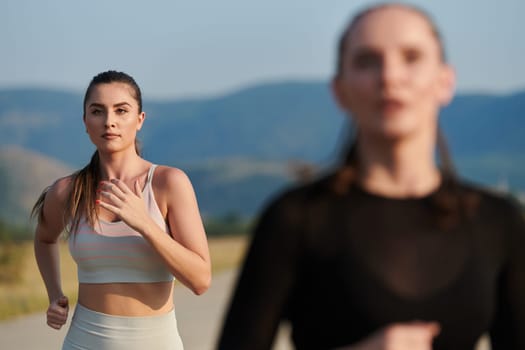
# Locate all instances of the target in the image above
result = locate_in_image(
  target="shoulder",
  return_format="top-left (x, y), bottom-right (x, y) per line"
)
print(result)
top-left (44, 175), bottom-right (74, 206)
top-left (457, 180), bottom-right (525, 261)
top-left (34, 174), bottom-right (75, 234)
top-left (151, 165), bottom-right (192, 190)
top-left (455, 178), bottom-right (522, 211)
top-left (451, 178), bottom-right (524, 227)
top-left (150, 165), bottom-right (197, 206)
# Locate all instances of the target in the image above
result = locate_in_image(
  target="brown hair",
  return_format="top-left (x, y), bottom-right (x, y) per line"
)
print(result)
top-left (31, 70), bottom-right (143, 234)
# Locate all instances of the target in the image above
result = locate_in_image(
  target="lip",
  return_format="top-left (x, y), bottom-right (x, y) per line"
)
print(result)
top-left (102, 133), bottom-right (120, 139)
top-left (378, 98), bottom-right (405, 115)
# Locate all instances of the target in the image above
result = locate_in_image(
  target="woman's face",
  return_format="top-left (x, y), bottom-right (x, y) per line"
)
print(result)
top-left (332, 6), bottom-right (455, 141)
top-left (84, 82), bottom-right (145, 154)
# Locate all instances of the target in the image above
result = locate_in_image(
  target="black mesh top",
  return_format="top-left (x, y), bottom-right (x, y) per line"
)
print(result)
top-left (218, 173), bottom-right (525, 350)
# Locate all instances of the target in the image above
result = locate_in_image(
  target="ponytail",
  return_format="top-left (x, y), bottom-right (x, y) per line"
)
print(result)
top-left (66, 151), bottom-right (101, 235)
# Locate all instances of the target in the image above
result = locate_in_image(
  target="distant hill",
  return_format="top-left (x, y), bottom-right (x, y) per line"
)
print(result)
top-left (141, 82), bottom-right (345, 165)
top-left (0, 146), bottom-right (72, 226)
top-left (0, 82), bottom-right (344, 166)
top-left (182, 158), bottom-right (293, 217)
top-left (0, 146), bottom-right (295, 226)
top-left (0, 89), bottom-right (88, 165)
top-left (1, 83), bottom-right (524, 166)
top-left (441, 91), bottom-right (525, 156)
top-left (1, 82), bottom-right (524, 226)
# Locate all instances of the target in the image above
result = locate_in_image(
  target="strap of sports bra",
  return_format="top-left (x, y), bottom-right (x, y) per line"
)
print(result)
top-left (146, 164), bottom-right (158, 185)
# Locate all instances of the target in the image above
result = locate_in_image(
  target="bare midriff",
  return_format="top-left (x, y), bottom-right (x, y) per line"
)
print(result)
top-left (78, 281), bottom-right (174, 316)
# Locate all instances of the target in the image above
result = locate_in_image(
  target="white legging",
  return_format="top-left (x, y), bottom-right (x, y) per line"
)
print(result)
top-left (62, 304), bottom-right (184, 350)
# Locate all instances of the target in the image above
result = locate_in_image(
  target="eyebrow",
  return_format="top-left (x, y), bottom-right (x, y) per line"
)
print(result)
top-left (113, 102), bottom-right (132, 108)
top-left (351, 44), bottom-right (424, 56)
top-left (88, 102), bottom-right (133, 109)
top-left (352, 46), bottom-right (381, 55)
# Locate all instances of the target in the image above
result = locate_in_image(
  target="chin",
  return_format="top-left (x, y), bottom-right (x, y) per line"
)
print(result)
top-left (372, 121), bottom-right (421, 140)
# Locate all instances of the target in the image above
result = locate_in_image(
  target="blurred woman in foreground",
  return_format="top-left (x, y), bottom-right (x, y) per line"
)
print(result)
top-left (218, 3), bottom-right (525, 349)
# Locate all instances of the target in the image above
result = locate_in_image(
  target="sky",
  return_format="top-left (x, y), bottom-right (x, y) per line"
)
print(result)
top-left (2, 0), bottom-right (524, 100)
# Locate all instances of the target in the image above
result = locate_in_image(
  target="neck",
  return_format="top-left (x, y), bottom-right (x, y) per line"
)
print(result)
top-left (97, 149), bottom-right (147, 181)
top-left (356, 129), bottom-right (441, 198)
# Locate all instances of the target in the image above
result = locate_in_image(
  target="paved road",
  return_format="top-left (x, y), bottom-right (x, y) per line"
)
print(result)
top-left (0, 269), bottom-right (292, 350)
top-left (0, 268), bottom-right (490, 350)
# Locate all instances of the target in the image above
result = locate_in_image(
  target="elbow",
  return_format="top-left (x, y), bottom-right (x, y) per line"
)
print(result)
top-left (193, 286), bottom-right (208, 296)
top-left (192, 271), bottom-right (211, 296)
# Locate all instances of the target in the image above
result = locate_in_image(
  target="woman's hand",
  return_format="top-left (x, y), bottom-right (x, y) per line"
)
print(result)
top-left (98, 169), bottom-right (211, 295)
top-left (97, 179), bottom-right (153, 233)
top-left (341, 322), bottom-right (440, 350)
top-left (46, 295), bottom-right (69, 330)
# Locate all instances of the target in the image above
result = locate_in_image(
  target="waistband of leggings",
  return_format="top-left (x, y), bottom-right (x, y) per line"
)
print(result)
top-left (74, 303), bottom-right (177, 328)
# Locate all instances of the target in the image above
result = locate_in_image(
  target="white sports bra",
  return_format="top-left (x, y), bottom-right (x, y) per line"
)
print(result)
top-left (69, 165), bottom-right (174, 283)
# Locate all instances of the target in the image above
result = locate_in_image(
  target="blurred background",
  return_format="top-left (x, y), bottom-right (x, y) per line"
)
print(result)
top-left (0, 0), bottom-right (523, 349)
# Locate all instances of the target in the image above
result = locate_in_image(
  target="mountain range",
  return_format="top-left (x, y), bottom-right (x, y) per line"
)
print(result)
top-left (1, 81), bottom-right (524, 226)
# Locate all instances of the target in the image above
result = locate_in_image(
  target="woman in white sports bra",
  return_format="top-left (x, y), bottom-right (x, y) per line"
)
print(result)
top-left (32, 70), bottom-right (211, 350)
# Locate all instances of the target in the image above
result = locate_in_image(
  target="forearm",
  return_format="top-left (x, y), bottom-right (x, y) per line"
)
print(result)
top-left (141, 223), bottom-right (211, 295)
top-left (97, 175), bottom-right (211, 294)
top-left (34, 239), bottom-right (64, 301)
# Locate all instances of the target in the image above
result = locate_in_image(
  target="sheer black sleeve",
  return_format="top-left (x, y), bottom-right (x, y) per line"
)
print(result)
top-left (217, 190), bottom-right (305, 350)
top-left (490, 198), bottom-right (525, 349)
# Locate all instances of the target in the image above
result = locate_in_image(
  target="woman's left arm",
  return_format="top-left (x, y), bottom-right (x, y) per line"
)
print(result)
top-left (98, 167), bottom-right (211, 295)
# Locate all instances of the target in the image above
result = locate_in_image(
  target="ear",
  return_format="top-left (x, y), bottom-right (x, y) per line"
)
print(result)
top-left (136, 112), bottom-right (146, 131)
top-left (436, 64), bottom-right (456, 106)
top-left (331, 77), bottom-right (352, 112)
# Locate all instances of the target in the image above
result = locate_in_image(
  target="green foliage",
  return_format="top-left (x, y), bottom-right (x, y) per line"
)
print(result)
top-left (0, 163), bottom-right (13, 227)
top-left (0, 163), bottom-right (8, 201)
top-left (0, 294), bottom-right (49, 320)
top-left (0, 242), bottom-right (26, 284)
top-left (204, 212), bottom-right (253, 237)
top-left (0, 219), bottom-right (32, 242)
top-left (0, 219), bottom-right (31, 283)
top-left (0, 221), bottom-right (32, 285)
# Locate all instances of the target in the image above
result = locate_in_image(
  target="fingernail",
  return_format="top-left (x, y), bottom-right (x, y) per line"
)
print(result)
top-left (95, 199), bottom-right (100, 204)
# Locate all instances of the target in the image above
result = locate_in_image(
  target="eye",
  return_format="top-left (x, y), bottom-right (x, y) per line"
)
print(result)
top-left (352, 51), bottom-right (382, 70)
top-left (90, 108), bottom-right (103, 116)
top-left (403, 48), bottom-right (422, 64)
top-left (116, 108), bottom-right (128, 115)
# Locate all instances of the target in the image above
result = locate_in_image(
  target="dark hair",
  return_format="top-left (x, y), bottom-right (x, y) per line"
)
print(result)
top-left (330, 3), bottom-right (477, 229)
top-left (83, 70), bottom-right (143, 115)
top-left (32, 70), bottom-right (143, 234)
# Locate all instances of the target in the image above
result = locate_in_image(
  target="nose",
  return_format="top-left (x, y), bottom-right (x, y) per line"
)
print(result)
top-left (379, 55), bottom-right (404, 89)
top-left (103, 111), bottom-right (117, 128)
